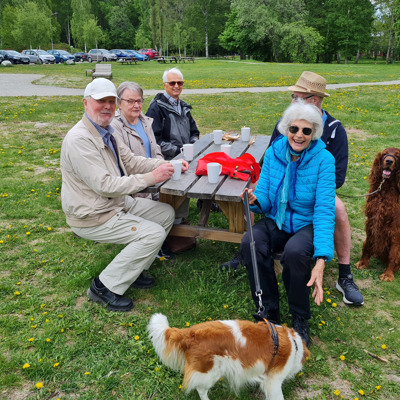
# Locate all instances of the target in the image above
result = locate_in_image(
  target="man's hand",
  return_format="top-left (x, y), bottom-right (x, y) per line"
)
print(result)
top-left (307, 259), bottom-right (325, 305)
top-left (240, 188), bottom-right (257, 204)
top-left (152, 163), bottom-right (175, 183)
top-left (178, 159), bottom-right (189, 172)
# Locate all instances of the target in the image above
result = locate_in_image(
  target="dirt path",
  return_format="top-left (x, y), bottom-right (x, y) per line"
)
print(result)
top-left (1, 73), bottom-right (400, 97)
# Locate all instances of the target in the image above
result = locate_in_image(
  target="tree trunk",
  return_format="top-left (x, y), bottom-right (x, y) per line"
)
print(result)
top-left (337, 51), bottom-right (341, 64)
top-left (355, 47), bottom-right (360, 64)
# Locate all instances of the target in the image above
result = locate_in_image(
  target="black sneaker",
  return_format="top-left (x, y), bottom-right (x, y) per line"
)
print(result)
top-left (293, 315), bottom-right (310, 348)
top-left (336, 274), bottom-right (364, 306)
top-left (220, 250), bottom-right (242, 271)
top-left (130, 273), bottom-right (155, 289)
top-left (87, 279), bottom-right (133, 312)
top-left (156, 244), bottom-right (174, 260)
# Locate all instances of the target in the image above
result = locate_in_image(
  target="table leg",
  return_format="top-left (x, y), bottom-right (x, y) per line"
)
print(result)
top-left (159, 193), bottom-right (187, 211)
top-left (216, 201), bottom-right (244, 233)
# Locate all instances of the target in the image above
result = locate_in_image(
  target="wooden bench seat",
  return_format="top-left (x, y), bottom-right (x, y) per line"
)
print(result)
top-left (91, 64), bottom-right (112, 80)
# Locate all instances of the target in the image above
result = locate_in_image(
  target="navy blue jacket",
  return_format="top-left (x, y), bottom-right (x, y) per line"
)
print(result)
top-left (270, 110), bottom-right (348, 189)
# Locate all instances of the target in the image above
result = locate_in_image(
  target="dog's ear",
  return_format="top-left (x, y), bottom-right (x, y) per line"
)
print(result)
top-left (396, 168), bottom-right (400, 192)
top-left (369, 151), bottom-right (383, 189)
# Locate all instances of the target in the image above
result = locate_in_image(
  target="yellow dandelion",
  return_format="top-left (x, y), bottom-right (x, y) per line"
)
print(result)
top-left (134, 335), bottom-right (140, 340)
top-left (28, 338), bottom-right (34, 342)
top-left (53, 362), bottom-right (59, 368)
top-left (358, 389), bottom-right (365, 395)
top-left (334, 389), bottom-right (340, 396)
top-left (14, 291), bottom-right (21, 295)
top-left (60, 328), bottom-right (64, 333)
top-left (340, 355), bottom-right (345, 361)
top-left (223, 304), bottom-right (229, 309)
top-left (26, 232), bottom-right (31, 235)
top-left (45, 338), bottom-right (51, 342)
top-left (332, 303), bottom-right (337, 308)
top-left (155, 367), bottom-right (159, 372)
top-left (326, 298), bottom-right (332, 303)
top-left (159, 256), bottom-right (166, 261)
top-left (22, 363), bottom-right (30, 369)
top-left (48, 227), bottom-right (52, 231)
top-left (381, 344), bottom-right (387, 349)
top-left (186, 322), bottom-right (190, 327)
top-left (84, 371), bottom-right (90, 375)
top-left (17, 282), bottom-right (21, 285)
top-left (375, 386), bottom-right (381, 390)
top-left (298, 372), bottom-right (303, 377)
top-left (35, 382), bottom-right (43, 389)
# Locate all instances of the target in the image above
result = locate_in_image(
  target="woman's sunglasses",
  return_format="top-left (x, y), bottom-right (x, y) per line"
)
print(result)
top-left (166, 81), bottom-right (184, 87)
top-left (288, 125), bottom-right (313, 136)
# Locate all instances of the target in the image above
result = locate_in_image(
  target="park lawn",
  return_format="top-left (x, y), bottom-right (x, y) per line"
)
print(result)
top-left (0, 80), bottom-right (399, 399)
top-left (0, 58), bottom-right (399, 91)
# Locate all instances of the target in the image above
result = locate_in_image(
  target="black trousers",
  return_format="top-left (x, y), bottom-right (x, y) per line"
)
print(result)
top-left (241, 218), bottom-right (314, 320)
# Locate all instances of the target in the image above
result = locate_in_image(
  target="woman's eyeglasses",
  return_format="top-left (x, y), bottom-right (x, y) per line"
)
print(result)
top-left (166, 81), bottom-right (184, 87)
top-left (120, 98), bottom-right (144, 105)
top-left (288, 125), bottom-right (313, 136)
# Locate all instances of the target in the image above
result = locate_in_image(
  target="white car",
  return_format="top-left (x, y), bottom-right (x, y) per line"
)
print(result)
top-left (22, 50), bottom-right (55, 64)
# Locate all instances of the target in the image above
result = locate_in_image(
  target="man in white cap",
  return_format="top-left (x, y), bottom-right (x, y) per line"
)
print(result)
top-left (223, 71), bottom-right (363, 310)
top-left (60, 78), bottom-right (188, 312)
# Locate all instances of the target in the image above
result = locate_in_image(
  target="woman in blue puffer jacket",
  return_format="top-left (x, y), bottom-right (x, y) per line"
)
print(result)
top-left (241, 101), bottom-right (336, 347)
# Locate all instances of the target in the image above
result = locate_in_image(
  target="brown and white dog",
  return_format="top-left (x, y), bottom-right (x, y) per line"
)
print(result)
top-left (148, 314), bottom-right (310, 400)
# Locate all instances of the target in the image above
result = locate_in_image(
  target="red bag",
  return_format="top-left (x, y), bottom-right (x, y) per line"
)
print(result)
top-left (195, 152), bottom-right (260, 183)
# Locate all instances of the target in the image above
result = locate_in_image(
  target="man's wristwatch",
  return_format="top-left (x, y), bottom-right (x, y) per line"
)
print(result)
top-left (316, 256), bottom-right (327, 262)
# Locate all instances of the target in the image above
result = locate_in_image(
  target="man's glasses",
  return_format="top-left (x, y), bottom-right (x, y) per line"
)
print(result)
top-left (291, 94), bottom-right (314, 101)
top-left (166, 81), bottom-right (184, 87)
top-left (120, 98), bottom-right (144, 105)
top-left (288, 125), bottom-right (313, 136)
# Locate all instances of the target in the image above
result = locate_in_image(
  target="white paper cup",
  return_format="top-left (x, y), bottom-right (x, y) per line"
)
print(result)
top-left (180, 143), bottom-right (194, 161)
top-left (213, 129), bottom-right (223, 145)
top-left (221, 144), bottom-right (231, 156)
top-left (170, 160), bottom-right (182, 180)
top-left (241, 127), bottom-right (250, 141)
top-left (207, 162), bottom-right (222, 184)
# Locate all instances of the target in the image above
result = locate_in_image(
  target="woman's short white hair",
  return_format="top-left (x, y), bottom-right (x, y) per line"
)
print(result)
top-left (277, 101), bottom-right (323, 140)
top-left (162, 67), bottom-right (183, 83)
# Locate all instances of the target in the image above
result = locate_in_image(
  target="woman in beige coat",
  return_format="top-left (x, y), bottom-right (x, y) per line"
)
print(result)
top-left (111, 81), bottom-right (163, 200)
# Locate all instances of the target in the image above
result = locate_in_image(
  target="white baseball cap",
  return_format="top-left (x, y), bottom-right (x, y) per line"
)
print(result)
top-left (84, 78), bottom-right (118, 100)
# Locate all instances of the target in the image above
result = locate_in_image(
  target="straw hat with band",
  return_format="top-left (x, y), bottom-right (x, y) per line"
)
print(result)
top-left (288, 71), bottom-right (330, 98)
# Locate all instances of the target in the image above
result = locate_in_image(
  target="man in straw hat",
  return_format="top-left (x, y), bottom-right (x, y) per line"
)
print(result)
top-left (221, 71), bottom-right (363, 308)
top-left (60, 78), bottom-right (188, 312)
top-left (271, 71), bottom-right (364, 306)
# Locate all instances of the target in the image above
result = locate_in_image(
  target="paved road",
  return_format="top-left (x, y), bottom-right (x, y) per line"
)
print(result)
top-left (1, 73), bottom-right (400, 97)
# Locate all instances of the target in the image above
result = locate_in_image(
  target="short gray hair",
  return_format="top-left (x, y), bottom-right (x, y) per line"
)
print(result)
top-left (116, 81), bottom-right (143, 106)
top-left (162, 67), bottom-right (183, 83)
top-left (277, 101), bottom-right (323, 140)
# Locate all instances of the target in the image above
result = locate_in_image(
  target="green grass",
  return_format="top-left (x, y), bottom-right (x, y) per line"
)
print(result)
top-left (0, 57), bottom-right (399, 91)
top-left (0, 62), bottom-right (399, 399)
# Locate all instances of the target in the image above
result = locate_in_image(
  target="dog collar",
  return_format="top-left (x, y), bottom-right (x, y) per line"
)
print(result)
top-left (263, 318), bottom-right (279, 357)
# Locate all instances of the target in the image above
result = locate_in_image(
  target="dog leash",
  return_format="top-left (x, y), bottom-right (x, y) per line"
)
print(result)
top-left (337, 178), bottom-right (385, 198)
top-left (243, 191), bottom-right (280, 357)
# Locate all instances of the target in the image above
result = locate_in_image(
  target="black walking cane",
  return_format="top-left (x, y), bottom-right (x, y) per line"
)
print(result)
top-left (243, 190), bottom-right (279, 355)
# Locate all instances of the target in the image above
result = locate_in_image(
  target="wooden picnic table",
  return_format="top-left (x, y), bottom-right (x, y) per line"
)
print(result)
top-left (151, 133), bottom-right (270, 243)
top-left (118, 57), bottom-right (138, 65)
top-left (156, 56), bottom-right (178, 63)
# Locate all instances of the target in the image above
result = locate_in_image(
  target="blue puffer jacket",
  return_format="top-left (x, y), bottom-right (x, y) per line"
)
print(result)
top-left (251, 135), bottom-right (336, 261)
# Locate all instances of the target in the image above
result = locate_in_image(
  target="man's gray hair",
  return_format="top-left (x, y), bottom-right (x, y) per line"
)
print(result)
top-left (116, 81), bottom-right (143, 106)
top-left (277, 101), bottom-right (323, 140)
top-left (162, 67), bottom-right (183, 83)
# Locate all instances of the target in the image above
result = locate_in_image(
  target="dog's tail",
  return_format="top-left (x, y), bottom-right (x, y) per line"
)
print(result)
top-left (147, 313), bottom-right (186, 373)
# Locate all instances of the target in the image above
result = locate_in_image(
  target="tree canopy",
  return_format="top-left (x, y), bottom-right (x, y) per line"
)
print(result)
top-left (0, 0), bottom-right (398, 62)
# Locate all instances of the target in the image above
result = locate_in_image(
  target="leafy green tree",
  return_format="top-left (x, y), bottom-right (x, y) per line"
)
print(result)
top-left (1, 5), bottom-right (18, 48)
top-left (219, 7), bottom-right (248, 57)
top-left (83, 17), bottom-right (105, 49)
top-left (13, 2), bottom-right (53, 49)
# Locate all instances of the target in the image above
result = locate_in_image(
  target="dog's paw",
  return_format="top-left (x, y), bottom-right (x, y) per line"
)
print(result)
top-left (355, 261), bottom-right (367, 270)
top-left (379, 273), bottom-right (395, 282)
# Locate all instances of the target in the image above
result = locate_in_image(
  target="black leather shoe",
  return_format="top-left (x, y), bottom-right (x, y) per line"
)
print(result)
top-left (87, 279), bottom-right (133, 312)
top-left (130, 273), bottom-right (155, 289)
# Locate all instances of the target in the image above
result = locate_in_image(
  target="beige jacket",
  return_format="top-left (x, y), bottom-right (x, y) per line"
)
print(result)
top-left (60, 114), bottom-right (167, 228)
top-left (111, 111), bottom-right (163, 159)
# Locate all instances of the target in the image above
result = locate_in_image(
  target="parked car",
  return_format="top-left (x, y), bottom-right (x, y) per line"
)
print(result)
top-left (138, 48), bottom-right (159, 59)
top-left (47, 50), bottom-right (74, 63)
top-left (0, 50), bottom-right (30, 64)
top-left (21, 50), bottom-right (39, 63)
top-left (125, 50), bottom-right (149, 61)
top-left (22, 50), bottom-right (55, 64)
top-left (0, 53), bottom-right (4, 63)
top-left (87, 49), bottom-right (118, 62)
top-left (73, 52), bottom-right (87, 62)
